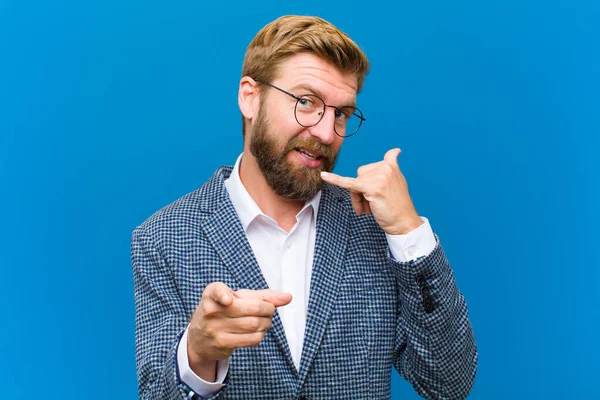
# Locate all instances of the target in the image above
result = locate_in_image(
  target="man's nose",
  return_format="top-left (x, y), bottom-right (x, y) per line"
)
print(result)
top-left (307, 107), bottom-right (337, 145)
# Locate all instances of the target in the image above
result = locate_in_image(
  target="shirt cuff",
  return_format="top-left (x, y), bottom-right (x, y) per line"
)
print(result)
top-left (177, 326), bottom-right (229, 397)
top-left (385, 217), bottom-right (436, 262)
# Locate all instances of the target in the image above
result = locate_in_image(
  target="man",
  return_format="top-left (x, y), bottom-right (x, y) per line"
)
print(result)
top-left (132, 15), bottom-right (477, 400)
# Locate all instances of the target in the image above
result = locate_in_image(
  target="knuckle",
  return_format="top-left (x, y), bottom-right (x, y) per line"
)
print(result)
top-left (199, 299), bottom-right (212, 316)
top-left (251, 318), bottom-right (263, 331)
top-left (207, 281), bottom-right (224, 295)
top-left (201, 288), bottom-right (211, 302)
top-left (202, 324), bottom-right (214, 338)
top-left (212, 335), bottom-right (227, 350)
top-left (252, 331), bottom-right (266, 346)
top-left (264, 303), bottom-right (276, 316)
top-left (264, 318), bottom-right (272, 330)
top-left (204, 282), bottom-right (216, 294)
top-left (202, 318), bottom-right (220, 337)
top-left (375, 174), bottom-right (388, 184)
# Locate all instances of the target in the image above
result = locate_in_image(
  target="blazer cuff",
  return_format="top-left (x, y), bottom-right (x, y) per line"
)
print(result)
top-left (388, 233), bottom-right (460, 316)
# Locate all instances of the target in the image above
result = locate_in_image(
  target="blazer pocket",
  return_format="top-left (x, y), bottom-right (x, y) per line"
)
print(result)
top-left (338, 273), bottom-right (384, 298)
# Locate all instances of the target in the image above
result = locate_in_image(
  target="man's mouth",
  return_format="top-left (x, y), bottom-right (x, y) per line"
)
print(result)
top-left (295, 147), bottom-right (323, 160)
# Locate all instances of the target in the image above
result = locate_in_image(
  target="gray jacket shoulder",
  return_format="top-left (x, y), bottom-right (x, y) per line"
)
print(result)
top-left (133, 166), bottom-right (233, 238)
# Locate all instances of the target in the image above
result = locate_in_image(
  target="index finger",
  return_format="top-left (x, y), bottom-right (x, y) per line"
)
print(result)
top-left (320, 171), bottom-right (362, 192)
top-left (260, 291), bottom-right (292, 307)
top-left (236, 289), bottom-right (293, 308)
top-left (227, 298), bottom-right (277, 318)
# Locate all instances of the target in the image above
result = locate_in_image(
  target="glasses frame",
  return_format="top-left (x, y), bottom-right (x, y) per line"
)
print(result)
top-left (255, 79), bottom-right (365, 138)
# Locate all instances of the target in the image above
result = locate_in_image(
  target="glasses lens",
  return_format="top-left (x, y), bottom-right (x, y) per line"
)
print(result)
top-left (295, 95), bottom-right (325, 127)
top-left (334, 106), bottom-right (363, 137)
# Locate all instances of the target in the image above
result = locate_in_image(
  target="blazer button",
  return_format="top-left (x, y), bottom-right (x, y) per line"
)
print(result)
top-left (423, 296), bottom-right (435, 313)
top-left (415, 273), bottom-right (425, 286)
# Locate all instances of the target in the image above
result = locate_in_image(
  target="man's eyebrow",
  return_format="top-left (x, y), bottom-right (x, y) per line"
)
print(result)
top-left (290, 84), bottom-right (324, 98)
top-left (290, 84), bottom-right (357, 108)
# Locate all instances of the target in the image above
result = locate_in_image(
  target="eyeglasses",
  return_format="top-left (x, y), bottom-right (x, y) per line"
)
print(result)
top-left (255, 79), bottom-right (365, 138)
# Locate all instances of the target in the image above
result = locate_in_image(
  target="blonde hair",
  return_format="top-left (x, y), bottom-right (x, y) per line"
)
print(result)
top-left (241, 15), bottom-right (370, 136)
top-left (243, 15), bottom-right (369, 90)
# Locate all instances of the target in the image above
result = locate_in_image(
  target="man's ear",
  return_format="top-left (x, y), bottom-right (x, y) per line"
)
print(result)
top-left (238, 76), bottom-right (260, 121)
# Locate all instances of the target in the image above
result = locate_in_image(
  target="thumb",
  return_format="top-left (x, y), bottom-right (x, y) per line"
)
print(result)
top-left (206, 282), bottom-right (237, 307)
top-left (384, 148), bottom-right (401, 164)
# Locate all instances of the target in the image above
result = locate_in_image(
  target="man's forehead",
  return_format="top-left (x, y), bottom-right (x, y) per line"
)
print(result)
top-left (273, 53), bottom-right (358, 101)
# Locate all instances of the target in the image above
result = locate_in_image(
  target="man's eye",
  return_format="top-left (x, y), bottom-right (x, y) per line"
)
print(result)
top-left (335, 109), bottom-right (350, 121)
top-left (299, 98), bottom-right (314, 107)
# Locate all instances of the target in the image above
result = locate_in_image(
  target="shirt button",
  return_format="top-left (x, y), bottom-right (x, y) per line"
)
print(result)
top-left (285, 241), bottom-right (292, 249)
top-left (407, 246), bottom-right (416, 257)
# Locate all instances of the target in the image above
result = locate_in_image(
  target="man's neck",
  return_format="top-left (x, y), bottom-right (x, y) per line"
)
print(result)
top-left (238, 152), bottom-right (304, 232)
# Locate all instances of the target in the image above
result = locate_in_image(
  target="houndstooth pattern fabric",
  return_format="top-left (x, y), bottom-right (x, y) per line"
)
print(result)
top-left (131, 166), bottom-right (478, 399)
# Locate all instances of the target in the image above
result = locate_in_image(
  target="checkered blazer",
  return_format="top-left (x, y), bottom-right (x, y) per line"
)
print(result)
top-left (132, 166), bottom-right (477, 399)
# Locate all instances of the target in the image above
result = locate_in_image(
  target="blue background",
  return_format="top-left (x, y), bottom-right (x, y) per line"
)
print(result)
top-left (1, 0), bottom-right (598, 398)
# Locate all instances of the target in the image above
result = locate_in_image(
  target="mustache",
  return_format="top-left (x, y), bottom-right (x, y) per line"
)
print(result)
top-left (284, 136), bottom-right (334, 159)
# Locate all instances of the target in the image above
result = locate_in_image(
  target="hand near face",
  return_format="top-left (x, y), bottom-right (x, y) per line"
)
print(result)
top-left (320, 148), bottom-right (423, 235)
top-left (187, 282), bottom-right (292, 380)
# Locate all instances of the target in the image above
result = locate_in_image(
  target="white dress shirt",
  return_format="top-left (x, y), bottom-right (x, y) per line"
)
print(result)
top-left (177, 154), bottom-right (437, 397)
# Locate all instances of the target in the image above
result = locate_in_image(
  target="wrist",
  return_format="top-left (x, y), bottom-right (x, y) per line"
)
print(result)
top-left (188, 351), bottom-right (218, 381)
top-left (187, 335), bottom-right (218, 381)
top-left (387, 216), bottom-right (422, 235)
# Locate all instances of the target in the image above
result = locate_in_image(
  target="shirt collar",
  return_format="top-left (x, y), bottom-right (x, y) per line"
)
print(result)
top-left (224, 153), bottom-right (321, 232)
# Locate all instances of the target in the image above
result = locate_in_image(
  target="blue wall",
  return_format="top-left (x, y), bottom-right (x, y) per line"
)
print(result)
top-left (1, 0), bottom-right (598, 398)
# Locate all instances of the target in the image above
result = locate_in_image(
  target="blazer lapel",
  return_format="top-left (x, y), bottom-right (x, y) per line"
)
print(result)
top-left (298, 183), bottom-right (349, 384)
top-left (198, 167), bottom-right (297, 375)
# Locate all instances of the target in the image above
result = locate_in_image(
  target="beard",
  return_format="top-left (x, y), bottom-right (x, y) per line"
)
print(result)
top-left (249, 108), bottom-right (339, 202)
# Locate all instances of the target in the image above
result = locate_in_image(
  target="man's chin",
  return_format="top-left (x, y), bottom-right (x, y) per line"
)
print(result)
top-left (272, 171), bottom-right (324, 201)
top-left (289, 162), bottom-right (323, 181)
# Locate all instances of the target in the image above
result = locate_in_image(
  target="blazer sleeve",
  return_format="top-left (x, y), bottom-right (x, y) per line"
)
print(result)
top-left (131, 224), bottom-right (226, 400)
top-left (390, 234), bottom-right (478, 400)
